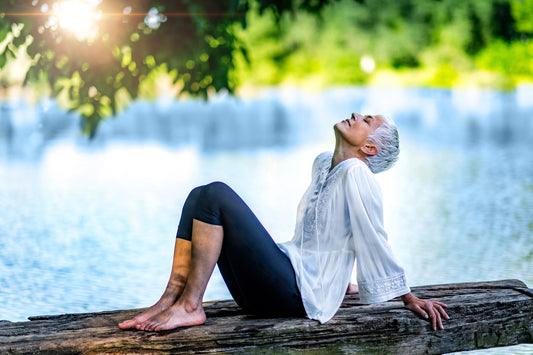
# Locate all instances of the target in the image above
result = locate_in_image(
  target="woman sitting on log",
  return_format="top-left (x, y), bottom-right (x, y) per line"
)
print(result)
top-left (119, 113), bottom-right (449, 332)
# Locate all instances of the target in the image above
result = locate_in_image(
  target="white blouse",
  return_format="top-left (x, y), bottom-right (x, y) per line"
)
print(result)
top-left (279, 152), bottom-right (410, 323)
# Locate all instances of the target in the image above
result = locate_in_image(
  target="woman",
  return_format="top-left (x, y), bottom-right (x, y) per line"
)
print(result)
top-left (119, 113), bottom-right (449, 332)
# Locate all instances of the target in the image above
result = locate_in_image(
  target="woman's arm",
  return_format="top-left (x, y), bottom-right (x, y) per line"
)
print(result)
top-left (401, 292), bottom-right (449, 331)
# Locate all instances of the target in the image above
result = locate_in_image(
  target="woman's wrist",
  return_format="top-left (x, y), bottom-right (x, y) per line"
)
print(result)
top-left (400, 292), bottom-right (416, 305)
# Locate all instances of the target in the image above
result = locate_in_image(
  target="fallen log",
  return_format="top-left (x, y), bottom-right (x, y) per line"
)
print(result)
top-left (1, 279), bottom-right (531, 354)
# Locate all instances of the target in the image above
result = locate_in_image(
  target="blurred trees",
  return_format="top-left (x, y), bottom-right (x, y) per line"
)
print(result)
top-left (0, 0), bottom-right (305, 135)
top-left (235, 0), bottom-right (533, 89)
top-left (0, 0), bottom-right (532, 135)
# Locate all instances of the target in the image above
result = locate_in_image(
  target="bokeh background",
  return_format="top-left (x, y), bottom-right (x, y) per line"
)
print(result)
top-left (1, 1), bottom-right (532, 353)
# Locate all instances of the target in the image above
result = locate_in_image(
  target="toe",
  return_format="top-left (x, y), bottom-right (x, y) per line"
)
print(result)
top-left (144, 321), bottom-right (157, 331)
top-left (118, 319), bottom-right (135, 329)
top-left (135, 322), bottom-right (147, 331)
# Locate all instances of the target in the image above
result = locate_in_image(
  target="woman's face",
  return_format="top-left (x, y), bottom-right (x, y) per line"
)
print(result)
top-left (334, 113), bottom-right (383, 150)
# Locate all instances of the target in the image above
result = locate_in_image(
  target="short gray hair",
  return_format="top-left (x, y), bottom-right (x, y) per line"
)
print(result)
top-left (365, 115), bottom-right (400, 173)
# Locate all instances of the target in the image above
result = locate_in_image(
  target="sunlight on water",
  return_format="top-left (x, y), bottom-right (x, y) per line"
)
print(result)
top-left (0, 139), bottom-right (331, 321)
top-left (450, 344), bottom-right (533, 355)
top-left (381, 142), bottom-right (533, 288)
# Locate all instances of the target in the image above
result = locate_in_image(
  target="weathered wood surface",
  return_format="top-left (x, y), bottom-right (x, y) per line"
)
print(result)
top-left (1, 279), bottom-right (531, 354)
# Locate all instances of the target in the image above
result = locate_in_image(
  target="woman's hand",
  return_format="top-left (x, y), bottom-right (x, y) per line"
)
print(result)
top-left (401, 293), bottom-right (449, 331)
top-left (346, 283), bottom-right (359, 294)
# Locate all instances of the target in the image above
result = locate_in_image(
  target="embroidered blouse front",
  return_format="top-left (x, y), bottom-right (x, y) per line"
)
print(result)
top-left (279, 152), bottom-right (410, 323)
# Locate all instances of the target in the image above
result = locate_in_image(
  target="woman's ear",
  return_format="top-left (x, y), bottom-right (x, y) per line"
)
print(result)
top-left (361, 143), bottom-right (378, 156)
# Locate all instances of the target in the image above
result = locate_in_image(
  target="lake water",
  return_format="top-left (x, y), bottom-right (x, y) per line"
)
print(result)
top-left (0, 87), bottom-right (532, 353)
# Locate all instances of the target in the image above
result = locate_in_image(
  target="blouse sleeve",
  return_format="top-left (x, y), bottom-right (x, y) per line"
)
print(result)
top-left (344, 165), bottom-right (410, 303)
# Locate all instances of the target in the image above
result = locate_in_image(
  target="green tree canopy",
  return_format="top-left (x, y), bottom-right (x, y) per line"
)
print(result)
top-left (0, 0), bottom-right (323, 136)
top-left (1, 0), bottom-right (531, 136)
top-left (234, 0), bottom-right (532, 89)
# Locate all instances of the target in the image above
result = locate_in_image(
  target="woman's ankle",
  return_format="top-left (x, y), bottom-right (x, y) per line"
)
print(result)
top-left (179, 298), bottom-right (203, 314)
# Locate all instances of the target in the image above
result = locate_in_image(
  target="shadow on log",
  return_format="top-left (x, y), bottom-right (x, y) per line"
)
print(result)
top-left (1, 280), bottom-right (532, 354)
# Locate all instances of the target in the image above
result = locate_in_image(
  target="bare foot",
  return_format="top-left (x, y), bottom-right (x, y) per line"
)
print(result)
top-left (346, 283), bottom-right (359, 295)
top-left (118, 293), bottom-right (178, 330)
top-left (138, 300), bottom-right (206, 331)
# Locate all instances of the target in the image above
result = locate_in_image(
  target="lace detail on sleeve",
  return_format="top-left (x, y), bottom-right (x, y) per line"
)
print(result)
top-left (358, 273), bottom-right (409, 304)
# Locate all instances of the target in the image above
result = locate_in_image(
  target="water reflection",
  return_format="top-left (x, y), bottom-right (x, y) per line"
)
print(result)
top-left (0, 87), bottom-right (532, 354)
top-left (382, 141), bottom-right (533, 289)
top-left (2, 87), bottom-right (532, 159)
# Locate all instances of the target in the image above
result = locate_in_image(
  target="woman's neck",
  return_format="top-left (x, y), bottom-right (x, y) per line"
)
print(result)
top-left (330, 128), bottom-right (367, 171)
top-left (329, 139), bottom-right (366, 171)
top-left (330, 146), bottom-right (365, 171)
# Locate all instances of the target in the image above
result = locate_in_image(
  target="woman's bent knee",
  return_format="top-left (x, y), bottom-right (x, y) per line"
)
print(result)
top-left (205, 181), bottom-right (231, 191)
top-left (185, 183), bottom-right (229, 204)
top-left (202, 181), bottom-right (236, 200)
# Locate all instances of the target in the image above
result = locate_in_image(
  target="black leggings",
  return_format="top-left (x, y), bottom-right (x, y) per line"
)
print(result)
top-left (176, 182), bottom-right (305, 317)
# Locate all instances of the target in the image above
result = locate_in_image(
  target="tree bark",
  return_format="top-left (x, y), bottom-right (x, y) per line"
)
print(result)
top-left (1, 279), bottom-right (532, 354)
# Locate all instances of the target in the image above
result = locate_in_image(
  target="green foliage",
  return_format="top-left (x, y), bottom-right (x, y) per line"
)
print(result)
top-left (0, 0), bottom-right (300, 136)
top-left (0, 0), bottom-right (532, 136)
top-left (477, 40), bottom-right (533, 78)
top-left (234, 0), bottom-right (533, 90)
top-left (511, 0), bottom-right (533, 33)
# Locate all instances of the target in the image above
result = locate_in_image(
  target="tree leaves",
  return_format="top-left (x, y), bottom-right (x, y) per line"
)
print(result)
top-left (1, 0), bottom-right (529, 137)
top-left (0, 0), bottom-right (300, 137)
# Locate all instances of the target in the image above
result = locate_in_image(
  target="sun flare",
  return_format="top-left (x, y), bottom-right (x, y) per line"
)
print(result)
top-left (54, 0), bottom-right (101, 40)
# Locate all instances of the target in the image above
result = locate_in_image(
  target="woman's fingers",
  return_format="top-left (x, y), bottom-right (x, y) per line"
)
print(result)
top-left (434, 308), bottom-right (443, 330)
top-left (412, 304), bottom-right (429, 319)
top-left (436, 303), bottom-right (450, 320)
top-left (431, 303), bottom-right (450, 330)
top-left (424, 303), bottom-right (443, 330)
top-left (425, 305), bottom-right (437, 330)
top-left (406, 298), bottom-right (449, 331)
